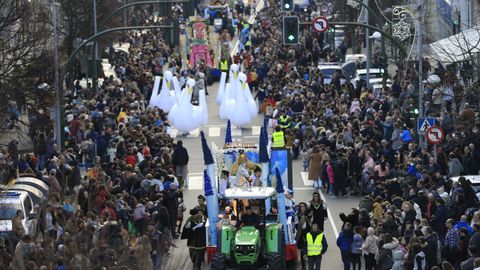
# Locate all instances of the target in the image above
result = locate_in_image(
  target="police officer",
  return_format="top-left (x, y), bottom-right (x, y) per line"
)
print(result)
top-left (272, 126), bottom-right (285, 148)
top-left (306, 223), bottom-right (328, 270)
top-left (220, 57), bottom-right (230, 80)
top-left (277, 111), bottom-right (292, 130)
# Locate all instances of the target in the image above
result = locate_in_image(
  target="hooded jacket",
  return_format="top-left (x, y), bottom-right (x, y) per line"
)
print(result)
top-left (391, 249), bottom-right (405, 270)
top-left (376, 239), bottom-right (399, 270)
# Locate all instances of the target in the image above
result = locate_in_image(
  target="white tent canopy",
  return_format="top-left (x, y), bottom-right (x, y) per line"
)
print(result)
top-left (429, 26), bottom-right (480, 64)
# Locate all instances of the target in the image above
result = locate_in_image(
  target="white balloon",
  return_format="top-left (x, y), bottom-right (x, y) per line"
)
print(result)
top-left (148, 76), bottom-right (161, 108)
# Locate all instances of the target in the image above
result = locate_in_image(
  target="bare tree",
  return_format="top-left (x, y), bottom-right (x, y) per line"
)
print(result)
top-left (0, 0), bottom-right (52, 146)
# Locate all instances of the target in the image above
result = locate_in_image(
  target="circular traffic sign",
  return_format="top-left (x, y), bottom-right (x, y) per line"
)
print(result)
top-left (426, 126), bottom-right (444, 145)
top-left (312, 16), bottom-right (329, 33)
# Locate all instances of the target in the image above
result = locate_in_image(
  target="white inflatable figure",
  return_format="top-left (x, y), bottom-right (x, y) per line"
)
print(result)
top-left (219, 64), bottom-right (240, 119)
top-left (172, 76), bottom-right (182, 102)
top-left (238, 72), bottom-right (258, 118)
top-left (216, 72), bottom-right (227, 105)
top-left (156, 71), bottom-right (176, 112)
top-left (148, 76), bottom-right (161, 108)
top-left (230, 73), bottom-right (253, 127)
top-left (193, 89), bottom-right (208, 126)
top-left (171, 79), bottom-right (198, 133)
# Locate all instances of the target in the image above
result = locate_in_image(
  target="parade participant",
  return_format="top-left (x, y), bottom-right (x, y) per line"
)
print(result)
top-left (285, 189), bottom-right (296, 219)
top-left (306, 223), bottom-right (328, 270)
top-left (249, 166), bottom-right (263, 186)
top-left (272, 126), bottom-right (286, 148)
top-left (297, 202), bottom-right (311, 270)
top-left (309, 192), bottom-right (328, 232)
top-left (239, 206), bottom-right (260, 228)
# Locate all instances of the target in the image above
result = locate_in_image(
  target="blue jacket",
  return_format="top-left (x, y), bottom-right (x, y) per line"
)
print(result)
top-left (455, 221), bottom-right (474, 235)
top-left (337, 231), bottom-right (354, 251)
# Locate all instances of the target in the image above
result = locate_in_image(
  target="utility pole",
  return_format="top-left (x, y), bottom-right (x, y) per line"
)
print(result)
top-left (123, 0), bottom-right (128, 27)
top-left (418, 0), bottom-right (426, 149)
top-left (93, 0), bottom-right (99, 94)
top-left (52, 0), bottom-right (62, 150)
top-left (364, 0), bottom-right (370, 88)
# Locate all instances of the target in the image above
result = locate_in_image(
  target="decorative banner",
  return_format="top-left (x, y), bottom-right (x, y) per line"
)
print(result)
top-left (392, 6), bottom-right (413, 41)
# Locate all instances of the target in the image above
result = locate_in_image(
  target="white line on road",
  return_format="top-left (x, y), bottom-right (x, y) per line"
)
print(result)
top-left (319, 189), bottom-right (339, 238)
top-left (300, 172), bottom-right (339, 238)
top-left (209, 127), bottom-right (221, 137)
top-left (231, 127), bottom-right (242, 136)
top-left (251, 126), bottom-right (261, 136)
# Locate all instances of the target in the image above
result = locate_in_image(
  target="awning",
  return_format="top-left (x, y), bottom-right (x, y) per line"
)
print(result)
top-left (429, 26), bottom-right (480, 63)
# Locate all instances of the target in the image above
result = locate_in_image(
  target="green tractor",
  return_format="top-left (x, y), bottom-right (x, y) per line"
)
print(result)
top-left (211, 187), bottom-right (285, 270)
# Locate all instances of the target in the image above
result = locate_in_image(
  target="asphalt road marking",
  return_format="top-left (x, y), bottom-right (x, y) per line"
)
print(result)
top-left (300, 172), bottom-right (339, 238)
top-left (231, 127), bottom-right (242, 136)
top-left (187, 173), bottom-right (204, 190)
top-left (187, 128), bottom-right (200, 138)
top-left (251, 126), bottom-right (261, 136)
top-left (209, 127), bottom-right (221, 137)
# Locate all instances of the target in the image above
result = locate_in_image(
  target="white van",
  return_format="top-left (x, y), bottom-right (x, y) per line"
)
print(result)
top-left (0, 191), bottom-right (38, 236)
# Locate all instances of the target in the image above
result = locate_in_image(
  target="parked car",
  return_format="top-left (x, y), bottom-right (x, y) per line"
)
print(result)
top-left (318, 63), bottom-right (346, 85)
top-left (0, 191), bottom-right (39, 236)
top-left (351, 68), bottom-right (392, 87)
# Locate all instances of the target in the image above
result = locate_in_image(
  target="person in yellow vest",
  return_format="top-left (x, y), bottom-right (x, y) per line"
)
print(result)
top-left (220, 57), bottom-right (230, 80)
top-left (277, 112), bottom-right (292, 130)
top-left (306, 222), bottom-right (328, 270)
top-left (272, 126), bottom-right (286, 148)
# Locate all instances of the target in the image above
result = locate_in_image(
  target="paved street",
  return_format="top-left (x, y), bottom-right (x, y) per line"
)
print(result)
top-left (164, 81), bottom-right (362, 270)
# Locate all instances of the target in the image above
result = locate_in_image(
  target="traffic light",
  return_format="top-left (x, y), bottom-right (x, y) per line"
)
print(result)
top-left (283, 16), bottom-right (299, 45)
top-left (281, 0), bottom-right (293, 12)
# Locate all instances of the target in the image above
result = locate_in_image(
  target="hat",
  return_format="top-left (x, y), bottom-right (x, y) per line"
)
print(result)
top-left (198, 195), bottom-right (206, 201)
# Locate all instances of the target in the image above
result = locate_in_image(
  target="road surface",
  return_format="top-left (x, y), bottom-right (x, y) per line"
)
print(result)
top-left (163, 79), bottom-right (361, 270)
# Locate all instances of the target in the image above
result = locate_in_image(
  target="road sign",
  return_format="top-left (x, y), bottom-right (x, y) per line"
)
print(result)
top-left (426, 126), bottom-right (444, 145)
top-left (321, 5), bottom-right (328, 13)
top-left (312, 16), bottom-right (329, 33)
top-left (417, 117), bottom-right (435, 134)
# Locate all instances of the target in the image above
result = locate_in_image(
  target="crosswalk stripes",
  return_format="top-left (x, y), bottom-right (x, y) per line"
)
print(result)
top-left (171, 125), bottom-right (263, 139)
top-left (187, 172), bottom-right (204, 190)
top-left (300, 171), bottom-right (314, 186)
top-left (208, 127), bottom-right (221, 137)
top-left (231, 127), bottom-right (242, 136)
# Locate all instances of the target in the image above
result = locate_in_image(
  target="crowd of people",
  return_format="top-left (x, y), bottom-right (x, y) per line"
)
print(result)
top-left (1, 0), bottom-right (480, 269)
top-left (239, 4), bottom-right (480, 270)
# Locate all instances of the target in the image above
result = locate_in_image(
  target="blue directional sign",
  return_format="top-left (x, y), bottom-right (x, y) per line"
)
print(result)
top-left (417, 117), bottom-right (435, 134)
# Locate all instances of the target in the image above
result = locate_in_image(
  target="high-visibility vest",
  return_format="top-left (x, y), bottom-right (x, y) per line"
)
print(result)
top-left (278, 115), bottom-right (291, 128)
top-left (306, 232), bottom-right (324, 256)
top-left (220, 60), bottom-right (229, 71)
top-left (272, 131), bottom-right (285, 147)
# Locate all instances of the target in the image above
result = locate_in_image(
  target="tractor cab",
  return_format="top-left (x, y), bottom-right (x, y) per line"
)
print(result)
top-left (212, 186), bottom-right (286, 270)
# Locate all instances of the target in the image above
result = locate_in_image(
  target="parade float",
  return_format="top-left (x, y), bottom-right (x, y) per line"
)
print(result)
top-left (200, 119), bottom-right (298, 269)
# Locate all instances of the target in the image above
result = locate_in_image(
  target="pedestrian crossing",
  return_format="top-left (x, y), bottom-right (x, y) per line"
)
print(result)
top-left (188, 171), bottom-right (313, 191)
top-left (170, 125), bottom-right (266, 139)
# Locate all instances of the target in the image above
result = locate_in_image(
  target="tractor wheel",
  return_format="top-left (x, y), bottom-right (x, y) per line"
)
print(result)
top-left (265, 252), bottom-right (284, 270)
top-left (211, 252), bottom-right (227, 270)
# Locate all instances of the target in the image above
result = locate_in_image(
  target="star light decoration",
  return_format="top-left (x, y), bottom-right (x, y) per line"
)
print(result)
top-left (346, 0), bottom-right (360, 9)
top-left (392, 6), bottom-right (413, 42)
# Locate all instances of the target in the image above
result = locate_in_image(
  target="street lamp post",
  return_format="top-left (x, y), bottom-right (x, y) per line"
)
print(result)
top-left (92, 0), bottom-right (99, 94)
top-left (52, 0), bottom-right (62, 150)
top-left (364, 0), bottom-right (370, 88)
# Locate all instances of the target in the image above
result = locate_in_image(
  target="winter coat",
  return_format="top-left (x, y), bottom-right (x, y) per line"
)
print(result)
top-left (424, 234), bottom-right (440, 269)
top-left (413, 251), bottom-right (426, 270)
top-left (376, 240), bottom-right (398, 270)
top-left (448, 158), bottom-right (464, 178)
top-left (391, 249), bottom-right (405, 270)
top-left (373, 202), bottom-right (383, 222)
top-left (391, 128), bottom-right (403, 151)
top-left (308, 152), bottom-right (323, 181)
top-left (430, 205), bottom-right (447, 236)
top-left (172, 145), bottom-right (189, 166)
top-left (336, 231), bottom-right (354, 251)
top-left (310, 203), bottom-right (327, 231)
top-left (362, 230), bottom-right (379, 255)
top-left (351, 233), bottom-right (363, 254)
top-left (359, 195), bottom-right (374, 212)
